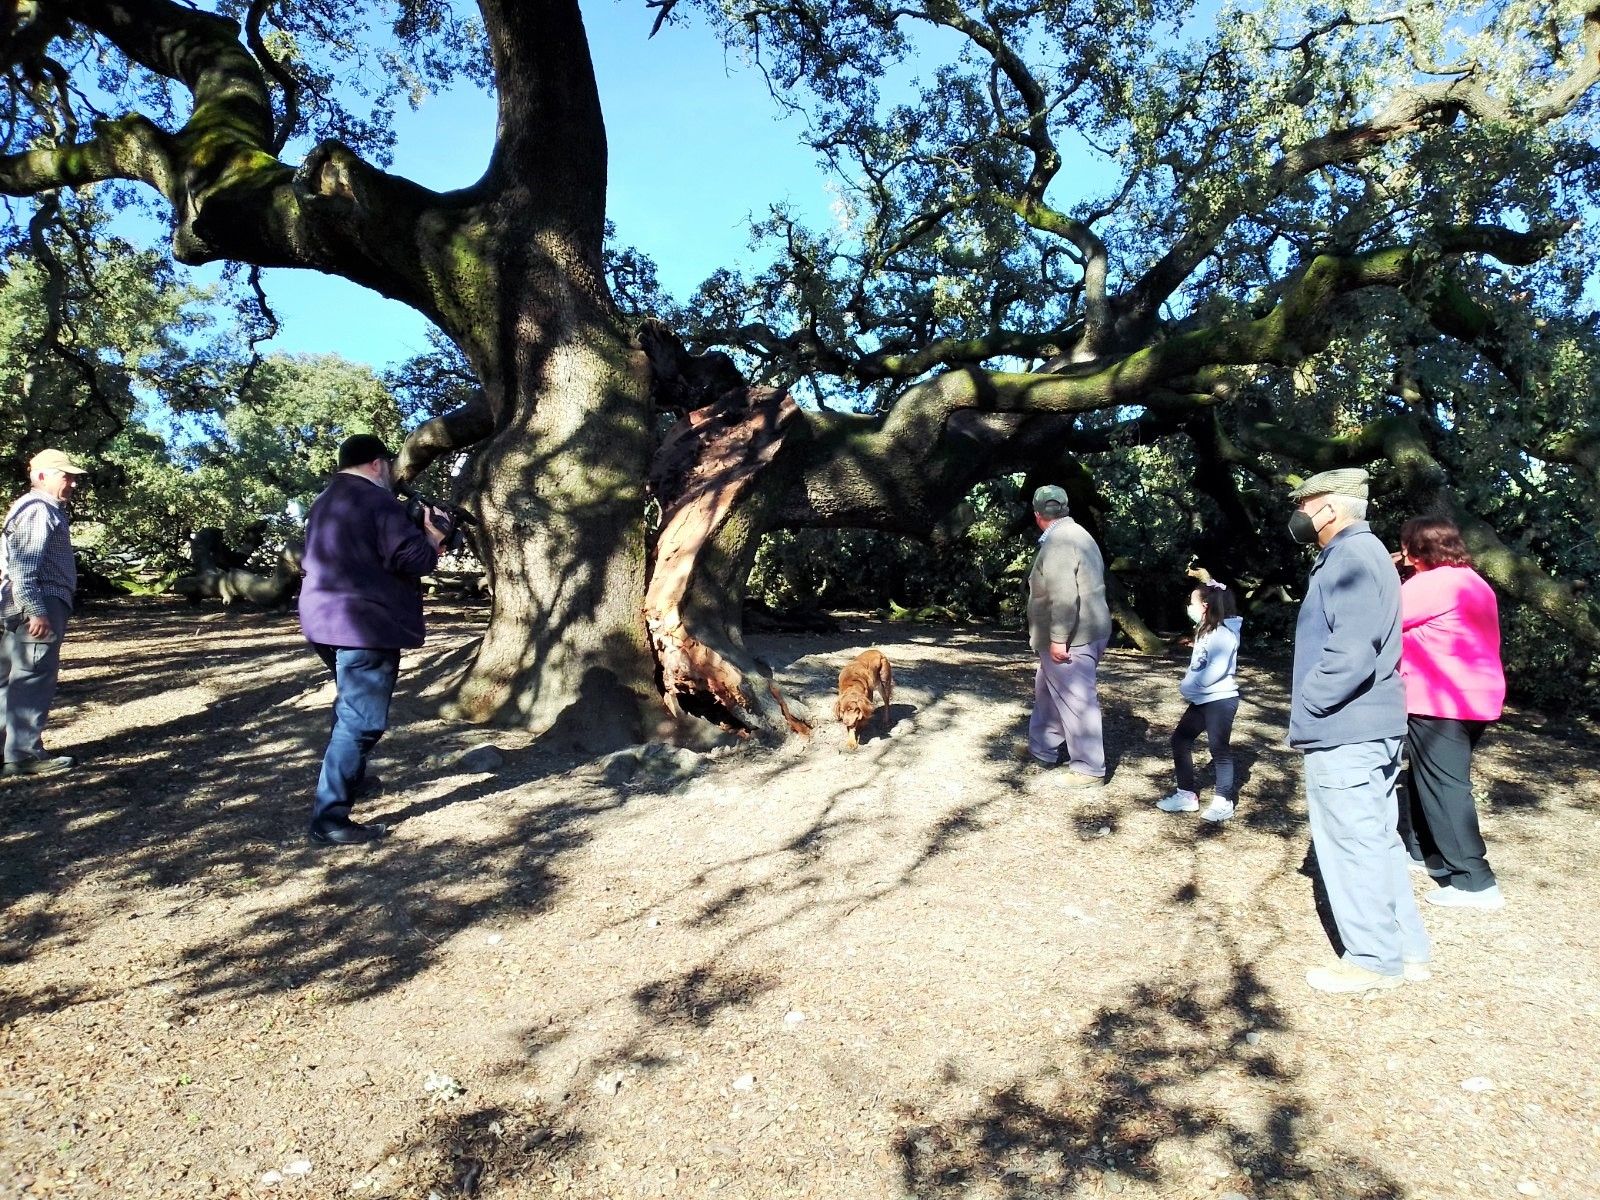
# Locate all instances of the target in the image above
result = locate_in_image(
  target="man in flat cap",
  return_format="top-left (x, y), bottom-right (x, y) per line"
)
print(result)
top-left (1, 449), bottom-right (89, 777)
top-left (298, 434), bottom-right (446, 846)
top-left (1287, 467), bottom-right (1430, 993)
top-left (1025, 484), bottom-right (1113, 785)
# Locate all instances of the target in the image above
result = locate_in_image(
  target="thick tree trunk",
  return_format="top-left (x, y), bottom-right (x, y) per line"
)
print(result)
top-left (441, 307), bottom-right (660, 752)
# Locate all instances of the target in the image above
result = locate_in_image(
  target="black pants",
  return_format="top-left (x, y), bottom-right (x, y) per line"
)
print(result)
top-left (1172, 696), bottom-right (1239, 800)
top-left (1401, 715), bottom-right (1495, 892)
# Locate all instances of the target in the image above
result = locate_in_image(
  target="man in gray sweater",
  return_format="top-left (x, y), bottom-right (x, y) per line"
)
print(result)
top-left (2, 449), bottom-right (88, 778)
top-left (1288, 468), bottom-right (1430, 994)
top-left (1026, 485), bottom-right (1113, 785)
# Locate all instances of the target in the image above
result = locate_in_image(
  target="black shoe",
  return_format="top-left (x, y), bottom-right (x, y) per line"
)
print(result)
top-left (307, 815), bottom-right (386, 846)
top-left (2, 755), bottom-right (74, 778)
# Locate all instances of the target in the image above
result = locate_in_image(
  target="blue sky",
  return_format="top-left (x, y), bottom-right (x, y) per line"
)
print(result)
top-left (237, 3), bottom-right (832, 369)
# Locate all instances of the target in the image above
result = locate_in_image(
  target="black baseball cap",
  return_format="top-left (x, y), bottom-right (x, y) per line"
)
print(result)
top-left (337, 433), bottom-right (396, 469)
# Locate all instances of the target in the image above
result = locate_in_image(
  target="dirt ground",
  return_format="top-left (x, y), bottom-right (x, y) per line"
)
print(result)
top-left (2, 598), bottom-right (1598, 1200)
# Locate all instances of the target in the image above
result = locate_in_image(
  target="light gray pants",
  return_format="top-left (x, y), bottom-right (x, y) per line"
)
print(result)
top-left (1304, 738), bottom-right (1431, 976)
top-left (1, 596), bottom-right (70, 764)
top-left (1028, 637), bottom-right (1108, 777)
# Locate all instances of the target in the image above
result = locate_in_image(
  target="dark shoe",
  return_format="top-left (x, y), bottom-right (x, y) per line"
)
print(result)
top-left (2, 755), bottom-right (74, 778)
top-left (307, 815), bottom-right (386, 846)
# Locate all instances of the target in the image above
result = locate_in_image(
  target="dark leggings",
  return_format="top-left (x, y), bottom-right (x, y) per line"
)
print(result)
top-left (1172, 696), bottom-right (1239, 800)
top-left (1400, 715), bottom-right (1495, 892)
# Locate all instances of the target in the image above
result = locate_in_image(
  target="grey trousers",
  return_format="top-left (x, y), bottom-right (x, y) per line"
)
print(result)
top-left (1028, 637), bottom-right (1108, 777)
top-left (1, 596), bottom-right (70, 764)
top-left (1304, 737), bottom-right (1431, 976)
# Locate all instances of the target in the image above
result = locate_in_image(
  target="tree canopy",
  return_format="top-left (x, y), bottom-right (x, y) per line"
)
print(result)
top-left (3, 0), bottom-right (1598, 738)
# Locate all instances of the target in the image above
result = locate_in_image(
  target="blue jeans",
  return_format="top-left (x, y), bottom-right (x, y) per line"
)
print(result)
top-left (312, 645), bottom-right (400, 822)
top-left (1303, 738), bottom-right (1431, 976)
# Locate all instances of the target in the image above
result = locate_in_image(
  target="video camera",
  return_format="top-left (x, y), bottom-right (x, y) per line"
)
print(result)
top-left (397, 483), bottom-right (475, 554)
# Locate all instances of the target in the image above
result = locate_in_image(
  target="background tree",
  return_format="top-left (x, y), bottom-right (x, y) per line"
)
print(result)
top-left (3, 0), bottom-right (1598, 743)
top-left (0, 193), bottom-right (237, 576)
top-left (0, 197), bottom-right (220, 471)
top-left (661, 0), bottom-right (1600, 716)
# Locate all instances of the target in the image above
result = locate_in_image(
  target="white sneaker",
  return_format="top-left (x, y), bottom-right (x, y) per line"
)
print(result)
top-left (1200, 797), bottom-right (1235, 823)
top-left (1305, 961), bottom-right (1403, 994)
top-left (1424, 884), bottom-right (1505, 910)
top-left (1402, 961), bottom-right (1433, 982)
top-left (1156, 789), bottom-right (1199, 813)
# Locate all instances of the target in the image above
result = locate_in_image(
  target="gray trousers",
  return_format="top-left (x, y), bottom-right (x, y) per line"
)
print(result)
top-left (1304, 738), bottom-right (1431, 976)
top-left (1, 596), bottom-right (70, 764)
top-left (1028, 637), bottom-right (1108, 777)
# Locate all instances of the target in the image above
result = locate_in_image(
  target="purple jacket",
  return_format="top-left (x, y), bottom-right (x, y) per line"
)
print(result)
top-left (298, 472), bottom-right (440, 649)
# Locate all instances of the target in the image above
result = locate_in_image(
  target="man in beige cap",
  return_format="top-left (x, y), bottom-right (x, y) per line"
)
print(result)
top-left (1287, 467), bottom-right (1430, 993)
top-left (1025, 484), bottom-right (1113, 784)
top-left (1, 449), bottom-right (88, 777)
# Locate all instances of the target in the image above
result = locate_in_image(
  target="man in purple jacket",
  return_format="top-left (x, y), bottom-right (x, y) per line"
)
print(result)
top-left (299, 434), bottom-right (445, 846)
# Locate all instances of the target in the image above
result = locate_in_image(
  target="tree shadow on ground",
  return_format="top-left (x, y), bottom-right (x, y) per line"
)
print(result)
top-left (1295, 843), bottom-right (1348, 959)
top-left (0, 598), bottom-right (648, 1023)
top-left (366, 1102), bottom-right (583, 1199)
top-left (890, 955), bottom-right (1406, 1199)
top-left (303, 623), bottom-right (1596, 1200)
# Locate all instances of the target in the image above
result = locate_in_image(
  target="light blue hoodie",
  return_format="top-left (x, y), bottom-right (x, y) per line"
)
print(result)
top-left (1179, 616), bottom-right (1243, 704)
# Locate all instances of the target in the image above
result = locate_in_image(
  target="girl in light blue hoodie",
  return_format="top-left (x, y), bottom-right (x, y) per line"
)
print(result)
top-left (1157, 581), bottom-right (1243, 823)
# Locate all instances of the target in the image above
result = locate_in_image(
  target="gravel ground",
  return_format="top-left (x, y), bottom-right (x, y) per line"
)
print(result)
top-left (1, 597), bottom-right (1597, 1200)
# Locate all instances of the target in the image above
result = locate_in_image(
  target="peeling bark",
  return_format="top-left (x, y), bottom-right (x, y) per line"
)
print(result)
top-left (645, 387), bottom-right (811, 738)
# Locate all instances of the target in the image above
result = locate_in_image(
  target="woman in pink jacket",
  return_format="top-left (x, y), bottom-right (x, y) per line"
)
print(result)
top-left (1397, 517), bottom-right (1506, 910)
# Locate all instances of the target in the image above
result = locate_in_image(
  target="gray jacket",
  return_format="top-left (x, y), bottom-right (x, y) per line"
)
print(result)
top-left (1027, 518), bottom-right (1112, 653)
top-left (1290, 522), bottom-right (1406, 749)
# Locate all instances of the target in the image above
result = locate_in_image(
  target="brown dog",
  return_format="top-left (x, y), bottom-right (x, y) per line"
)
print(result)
top-left (835, 649), bottom-right (894, 749)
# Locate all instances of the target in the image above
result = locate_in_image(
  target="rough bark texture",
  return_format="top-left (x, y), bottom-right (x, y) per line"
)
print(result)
top-left (443, 292), bottom-right (657, 749)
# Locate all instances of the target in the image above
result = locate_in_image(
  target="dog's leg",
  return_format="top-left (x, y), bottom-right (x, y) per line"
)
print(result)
top-left (846, 727), bottom-right (859, 750)
top-left (879, 660), bottom-right (894, 720)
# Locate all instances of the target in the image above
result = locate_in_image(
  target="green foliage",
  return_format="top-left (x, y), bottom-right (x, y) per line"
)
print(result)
top-left (0, 200), bottom-right (222, 478)
top-left (1500, 603), bottom-right (1600, 714)
top-left (0, 0), bottom-right (1594, 721)
top-left (384, 326), bottom-right (480, 424)
top-left (88, 353), bottom-right (410, 569)
top-left (1, 3), bottom-right (492, 176)
top-left (749, 478), bottom-right (1034, 622)
top-left (1087, 443), bottom-right (1201, 628)
top-left (664, 0), bottom-right (1600, 711)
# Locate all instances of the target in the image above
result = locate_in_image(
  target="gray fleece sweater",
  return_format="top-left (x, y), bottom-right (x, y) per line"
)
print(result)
top-left (1290, 522), bottom-right (1406, 750)
top-left (1026, 517), bottom-right (1112, 652)
top-left (1180, 616), bottom-right (1242, 704)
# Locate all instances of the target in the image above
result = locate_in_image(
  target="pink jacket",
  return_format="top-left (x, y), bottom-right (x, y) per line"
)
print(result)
top-left (1399, 565), bottom-right (1505, 721)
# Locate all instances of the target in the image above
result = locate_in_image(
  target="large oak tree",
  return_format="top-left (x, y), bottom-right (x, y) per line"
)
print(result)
top-left (4, 0), bottom-right (1598, 744)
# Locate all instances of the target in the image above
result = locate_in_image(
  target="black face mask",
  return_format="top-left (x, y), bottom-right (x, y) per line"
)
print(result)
top-left (1288, 506), bottom-right (1324, 545)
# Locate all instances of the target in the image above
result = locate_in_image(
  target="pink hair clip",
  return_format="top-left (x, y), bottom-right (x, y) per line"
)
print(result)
top-left (1205, 579), bottom-right (1228, 590)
